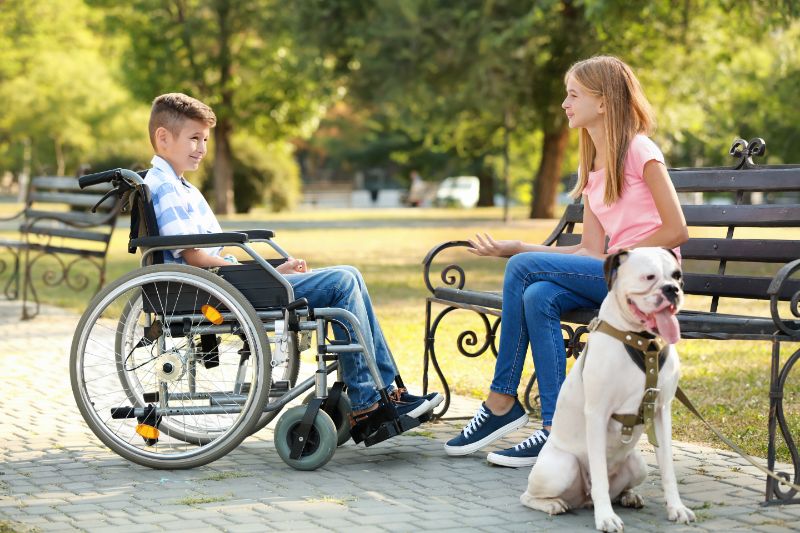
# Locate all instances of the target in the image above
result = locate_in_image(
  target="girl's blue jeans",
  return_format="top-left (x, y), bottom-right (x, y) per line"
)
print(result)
top-left (284, 265), bottom-right (397, 411)
top-left (491, 252), bottom-right (607, 426)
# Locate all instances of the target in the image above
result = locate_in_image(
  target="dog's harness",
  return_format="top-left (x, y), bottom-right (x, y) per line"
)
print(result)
top-left (585, 318), bottom-right (669, 447)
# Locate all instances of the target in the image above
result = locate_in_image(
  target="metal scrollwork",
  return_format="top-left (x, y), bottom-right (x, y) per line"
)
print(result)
top-left (422, 240), bottom-right (473, 294)
top-left (730, 137), bottom-right (767, 169)
top-left (22, 244), bottom-right (104, 319)
top-left (769, 258), bottom-right (800, 339)
top-left (456, 312), bottom-right (494, 358)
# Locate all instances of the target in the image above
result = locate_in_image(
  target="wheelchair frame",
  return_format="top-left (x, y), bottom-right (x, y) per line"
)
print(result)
top-left (70, 168), bottom-right (423, 471)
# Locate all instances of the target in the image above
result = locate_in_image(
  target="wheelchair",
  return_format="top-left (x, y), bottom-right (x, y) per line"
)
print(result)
top-left (70, 168), bottom-right (426, 470)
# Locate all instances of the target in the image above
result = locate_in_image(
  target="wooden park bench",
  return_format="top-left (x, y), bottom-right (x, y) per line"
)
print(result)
top-left (0, 174), bottom-right (121, 318)
top-left (421, 138), bottom-right (800, 505)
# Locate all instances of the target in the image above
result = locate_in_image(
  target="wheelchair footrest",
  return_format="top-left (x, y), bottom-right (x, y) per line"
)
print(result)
top-left (350, 414), bottom-right (421, 447)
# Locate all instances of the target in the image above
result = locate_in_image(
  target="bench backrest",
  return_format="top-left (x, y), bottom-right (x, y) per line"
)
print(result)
top-left (21, 175), bottom-right (120, 258)
top-left (547, 163), bottom-right (800, 312)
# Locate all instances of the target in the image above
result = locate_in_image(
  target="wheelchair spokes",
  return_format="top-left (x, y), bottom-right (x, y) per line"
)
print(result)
top-left (71, 265), bottom-right (270, 469)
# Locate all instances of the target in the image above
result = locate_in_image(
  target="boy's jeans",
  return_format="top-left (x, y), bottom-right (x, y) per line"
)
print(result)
top-left (284, 265), bottom-right (397, 411)
top-left (491, 252), bottom-right (607, 426)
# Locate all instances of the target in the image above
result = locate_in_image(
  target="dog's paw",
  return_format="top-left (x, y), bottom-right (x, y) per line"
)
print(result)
top-left (520, 492), bottom-right (570, 515)
top-left (618, 490), bottom-right (644, 509)
top-left (595, 511), bottom-right (624, 532)
top-left (667, 504), bottom-right (696, 524)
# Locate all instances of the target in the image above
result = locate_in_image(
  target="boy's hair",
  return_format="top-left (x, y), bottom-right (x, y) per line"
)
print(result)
top-left (148, 93), bottom-right (217, 149)
top-left (566, 56), bottom-right (655, 205)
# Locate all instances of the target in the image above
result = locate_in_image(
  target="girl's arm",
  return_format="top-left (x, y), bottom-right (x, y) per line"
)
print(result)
top-left (467, 201), bottom-right (606, 258)
top-left (630, 161), bottom-right (689, 249)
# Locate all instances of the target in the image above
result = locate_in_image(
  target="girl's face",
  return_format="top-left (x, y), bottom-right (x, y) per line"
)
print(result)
top-left (562, 75), bottom-right (604, 130)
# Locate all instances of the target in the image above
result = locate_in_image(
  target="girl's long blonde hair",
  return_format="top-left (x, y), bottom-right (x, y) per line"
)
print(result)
top-left (567, 56), bottom-right (655, 205)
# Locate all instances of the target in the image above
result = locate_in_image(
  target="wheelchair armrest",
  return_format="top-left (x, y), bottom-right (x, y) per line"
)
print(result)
top-left (238, 229), bottom-right (275, 240)
top-left (130, 232), bottom-right (248, 249)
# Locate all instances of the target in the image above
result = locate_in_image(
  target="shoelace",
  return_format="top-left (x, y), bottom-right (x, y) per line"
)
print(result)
top-left (462, 405), bottom-right (490, 438)
top-left (388, 387), bottom-right (408, 403)
top-left (514, 429), bottom-right (548, 451)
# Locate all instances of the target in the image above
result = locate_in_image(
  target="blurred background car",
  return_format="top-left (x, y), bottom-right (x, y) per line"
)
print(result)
top-left (435, 176), bottom-right (480, 208)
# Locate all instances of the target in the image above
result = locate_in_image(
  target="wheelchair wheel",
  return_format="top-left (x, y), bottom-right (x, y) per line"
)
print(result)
top-left (71, 264), bottom-right (271, 469)
top-left (303, 391), bottom-right (352, 446)
top-left (274, 405), bottom-right (337, 471)
top-left (249, 331), bottom-right (301, 434)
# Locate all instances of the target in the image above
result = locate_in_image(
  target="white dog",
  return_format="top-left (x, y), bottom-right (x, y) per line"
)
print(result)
top-left (520, 247), bottom-right (696, 532)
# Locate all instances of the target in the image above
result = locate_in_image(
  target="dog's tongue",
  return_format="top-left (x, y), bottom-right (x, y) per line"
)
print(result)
top-left (654, 307), bottom-right (680, 345)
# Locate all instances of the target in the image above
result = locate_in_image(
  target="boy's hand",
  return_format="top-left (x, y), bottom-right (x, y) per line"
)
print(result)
top-left (276, 257), bottom-right (310, 274)
top-left (467, 233), bottom-right (522, 257)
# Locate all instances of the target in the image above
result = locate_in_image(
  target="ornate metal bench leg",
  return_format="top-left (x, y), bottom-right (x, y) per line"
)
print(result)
top-left (766, 339), bottom-right (800, 504)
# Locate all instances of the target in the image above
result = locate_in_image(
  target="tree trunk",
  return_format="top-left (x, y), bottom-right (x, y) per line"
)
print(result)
top-left (529, 124), bottom-right (569, 219)
top-left (213, 120), bottom-right (234, 214)
top-left (477, 169), bottom-right (495, 207)
top-left (54, 136), bottom-right (65, 176)
top-left (213, 0), bottom-right (235, 215)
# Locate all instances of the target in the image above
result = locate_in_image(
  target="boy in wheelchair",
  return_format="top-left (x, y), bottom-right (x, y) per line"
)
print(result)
top-left (145, 93), bottom-right (442, 438)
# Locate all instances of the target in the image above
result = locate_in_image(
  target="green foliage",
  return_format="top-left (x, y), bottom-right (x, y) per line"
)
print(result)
top-left (0, 0), bottom-right (151, 177)
top-left (230, 135), bottom-right (301, 213)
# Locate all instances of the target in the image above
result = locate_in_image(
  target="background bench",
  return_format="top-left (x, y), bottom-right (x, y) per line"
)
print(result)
top-left (0, 175), bottom-right (121, 319)
top-left (421, 138), bottom-right (800, 505)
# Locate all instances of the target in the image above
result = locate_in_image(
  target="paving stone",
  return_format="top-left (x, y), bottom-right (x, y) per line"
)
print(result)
top-left (1, 300), bottom-right (799, 532)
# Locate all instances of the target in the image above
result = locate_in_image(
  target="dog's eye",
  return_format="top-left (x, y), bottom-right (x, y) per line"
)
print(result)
top-left (645, 274), bottom-right (656, 281)
top-left (672, 271), bottom-right (682, 280)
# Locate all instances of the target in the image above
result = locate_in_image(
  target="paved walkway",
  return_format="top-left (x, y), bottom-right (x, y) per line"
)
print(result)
top-left (1, 300), bottom-right (798, 532)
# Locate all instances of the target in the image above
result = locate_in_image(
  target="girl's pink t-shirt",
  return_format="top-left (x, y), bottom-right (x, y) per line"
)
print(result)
top-left (583, 134), bottom-right (676, 256)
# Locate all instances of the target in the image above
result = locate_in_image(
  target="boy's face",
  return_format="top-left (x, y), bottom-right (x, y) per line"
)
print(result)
top-left (155, 119), bottom-right (211, 176)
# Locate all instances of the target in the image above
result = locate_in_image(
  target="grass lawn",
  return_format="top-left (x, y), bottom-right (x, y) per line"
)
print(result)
top-left (1, 204), bottom-right (797, 463)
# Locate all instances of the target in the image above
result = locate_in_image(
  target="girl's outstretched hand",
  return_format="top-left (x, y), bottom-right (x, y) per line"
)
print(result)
top-left (467, 233), bottom-right (521, 257)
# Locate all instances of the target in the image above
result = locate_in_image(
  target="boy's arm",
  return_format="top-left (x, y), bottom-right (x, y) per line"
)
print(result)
top-left (181, 248), bottom-right (232, 268)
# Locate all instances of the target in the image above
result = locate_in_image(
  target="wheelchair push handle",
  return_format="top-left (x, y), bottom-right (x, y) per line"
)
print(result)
top-left (79, 168), bottom-right (146, 189)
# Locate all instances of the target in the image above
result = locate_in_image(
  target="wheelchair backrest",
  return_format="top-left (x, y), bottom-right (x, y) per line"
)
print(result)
top-left (126, 173), bottom-right (164, 265)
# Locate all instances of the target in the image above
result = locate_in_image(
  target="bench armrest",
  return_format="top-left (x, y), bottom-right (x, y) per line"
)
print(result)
top-left (130, 232), bottom-right (248, 249)
top-left (421, 240), bottom-right (475, 294)
top-left (768, 257), bottom-right (800, 338)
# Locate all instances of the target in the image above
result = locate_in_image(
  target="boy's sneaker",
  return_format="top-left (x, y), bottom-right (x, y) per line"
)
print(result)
top-left (350, 396), bottom-right (431, 427)
top-left (443, 399), bottom-right (528, 456)
top-left (486, 428), bottom-right (550, 467)
top-left (392, 395), bottom-right (431, 419)
top-left (392, 388), bottom-right (444, 411)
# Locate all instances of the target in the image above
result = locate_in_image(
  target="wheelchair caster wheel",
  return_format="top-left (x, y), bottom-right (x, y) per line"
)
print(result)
top-left (303, 391), bottom-right (352, 446)
top-left (274, 405), bottom-right (337, 471)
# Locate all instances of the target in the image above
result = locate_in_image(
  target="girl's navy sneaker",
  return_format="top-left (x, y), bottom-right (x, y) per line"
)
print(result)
top-left (486, 428), bottom-right (550, 467)
top-left (443, 399), bottom-right (528, 456)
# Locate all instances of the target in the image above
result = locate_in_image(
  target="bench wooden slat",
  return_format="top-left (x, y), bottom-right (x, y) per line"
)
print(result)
top-left (670, 167), bottom-right (800, 192)
top-left (29, 191), bottom-right (115, 209)
top-left (23, 226), bottom-right (112, 243)
top-left (30, 176), bottom-right (113, 192)
top-left (683, 273), bottom-right (800, 300)
top-left (24, 209), bottom-right (114, 224)
top-left (27, 243), bottom-right (107, 258)
top-left (680, 238), bottom-right (800, 262)
top-left (682, 204), bottom-right (800, 227)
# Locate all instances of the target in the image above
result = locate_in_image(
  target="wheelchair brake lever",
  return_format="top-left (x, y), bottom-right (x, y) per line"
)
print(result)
top-left (90, 187), bottom-right (119, 213)
top-left (285, 298), bottom-right (309, 331)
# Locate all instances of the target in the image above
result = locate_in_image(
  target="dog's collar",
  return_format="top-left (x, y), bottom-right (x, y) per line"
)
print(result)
top-left (588, 317), bottom-right (667, 356)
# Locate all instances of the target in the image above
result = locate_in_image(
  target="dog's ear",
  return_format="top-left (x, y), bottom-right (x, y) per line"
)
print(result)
top-left (662, 247), bottom-right (679, 262)
top-left (604, 250), bottom-right (629, 290)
